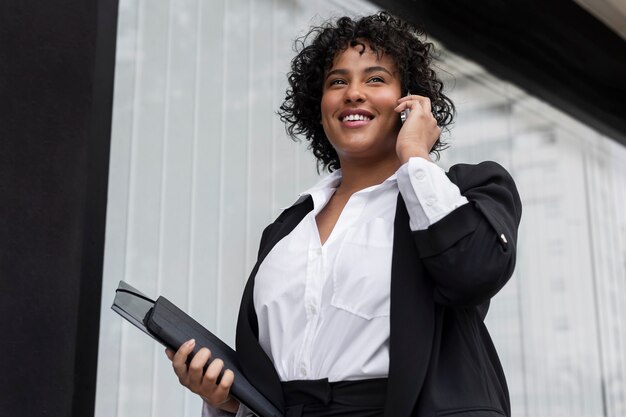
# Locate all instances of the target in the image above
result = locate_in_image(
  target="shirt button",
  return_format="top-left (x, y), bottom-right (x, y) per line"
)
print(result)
top-left (300, 366), bottom-right (308, 377)
top-left (309, 305), bottom-right (317, 315)
top-left (414, 170), bottom-right (426, 181)
top-left (426, 197), bottom-right (436, 206)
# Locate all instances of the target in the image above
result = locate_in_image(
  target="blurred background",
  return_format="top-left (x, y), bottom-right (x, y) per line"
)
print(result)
top-left (95, 1), bottom-right (626, 416)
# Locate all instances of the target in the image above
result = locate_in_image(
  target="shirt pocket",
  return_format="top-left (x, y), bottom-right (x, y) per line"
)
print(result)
top-left (331, 217), bottom-right (393, 320)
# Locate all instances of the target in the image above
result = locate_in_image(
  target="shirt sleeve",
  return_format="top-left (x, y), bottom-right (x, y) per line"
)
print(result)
top-left (396, 157), bottom-right (469, 231)
top-left (201, 401), bottom-right (253, 417)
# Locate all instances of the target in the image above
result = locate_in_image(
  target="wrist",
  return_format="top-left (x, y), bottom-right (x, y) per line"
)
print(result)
top-left (201, 395), bottom-right (240, 414)
top-left (218, 396), bottom-right (240, 413)
top-left (397, 145), bottom-right (431, 164)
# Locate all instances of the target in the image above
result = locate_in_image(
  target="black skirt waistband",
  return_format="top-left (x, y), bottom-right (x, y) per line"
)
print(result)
top-left (281, 378), bottom-right (387, 417)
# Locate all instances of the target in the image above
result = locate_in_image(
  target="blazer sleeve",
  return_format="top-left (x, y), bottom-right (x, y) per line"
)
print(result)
top-left (411, 161), bottom-right (522, 307)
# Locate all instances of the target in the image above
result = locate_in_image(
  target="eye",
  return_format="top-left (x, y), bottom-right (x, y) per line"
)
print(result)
top-left (367, 76), bottom-right (385, 83)
top-left (328, 78), bottom-right (346, 87)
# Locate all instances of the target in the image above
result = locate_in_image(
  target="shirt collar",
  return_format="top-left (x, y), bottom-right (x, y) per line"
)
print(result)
top-left (299, 169), bottom-right (343, 197)
top-left (281, 168), bottom-right (398, 211)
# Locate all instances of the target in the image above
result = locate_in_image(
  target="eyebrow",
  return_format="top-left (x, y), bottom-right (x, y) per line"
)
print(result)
top-left (325, 66), bottom-right (394, 80)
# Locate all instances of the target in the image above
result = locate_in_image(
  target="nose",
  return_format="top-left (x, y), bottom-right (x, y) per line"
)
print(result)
top-left (345, 83), bottom-right (366, 103)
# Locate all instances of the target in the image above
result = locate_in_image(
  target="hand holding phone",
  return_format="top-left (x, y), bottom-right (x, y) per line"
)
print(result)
top-left (395, 92), bottom-right (441, 163)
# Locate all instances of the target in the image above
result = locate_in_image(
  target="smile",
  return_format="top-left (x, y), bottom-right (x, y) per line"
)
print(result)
top-left (341, 114), bottom-right (372, 122)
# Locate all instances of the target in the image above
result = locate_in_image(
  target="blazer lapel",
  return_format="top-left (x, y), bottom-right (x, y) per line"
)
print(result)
top-left (236, 196), bottom-right (314, 412)
top-left (385, 194), bottom-right (435, 417)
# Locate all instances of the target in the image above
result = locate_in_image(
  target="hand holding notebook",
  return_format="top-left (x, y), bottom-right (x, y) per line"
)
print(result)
top-left (111, 280), bottom-right (284, 417)
top-left (165, 338), bottom-right (239, 413)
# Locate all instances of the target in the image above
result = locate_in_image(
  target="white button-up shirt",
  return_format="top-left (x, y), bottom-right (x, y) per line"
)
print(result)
top-left (254, 157), bottom-right (468, 382)
top-left (204, 157), bottom-right (468, 416)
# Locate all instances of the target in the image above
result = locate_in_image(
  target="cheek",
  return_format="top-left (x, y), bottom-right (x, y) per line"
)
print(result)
top-left (320, 100), bottom-right (329, 120)
top-left (320, 90), bottom-right (333, 114)
top-left (319, 99), bottom-right (332, 138)
top-left (378, 90), bottom-right (401, 111)
top-left (320, 94), bottom-right (339, 128)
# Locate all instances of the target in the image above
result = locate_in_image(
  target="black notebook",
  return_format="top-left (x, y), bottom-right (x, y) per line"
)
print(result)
top-left (111, 280), bottom-right (284, 417)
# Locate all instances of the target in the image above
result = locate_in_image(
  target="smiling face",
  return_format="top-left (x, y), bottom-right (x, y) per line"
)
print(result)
top-left (320, 44), bottom-right (403, 167)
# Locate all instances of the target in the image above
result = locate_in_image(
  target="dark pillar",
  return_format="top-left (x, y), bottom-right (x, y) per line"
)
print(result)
top-left (0, 0), bottom-right (118, 416)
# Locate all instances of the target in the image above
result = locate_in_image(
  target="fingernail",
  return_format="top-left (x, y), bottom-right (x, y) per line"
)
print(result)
top-left (187, 339), bottom-right (195, 346)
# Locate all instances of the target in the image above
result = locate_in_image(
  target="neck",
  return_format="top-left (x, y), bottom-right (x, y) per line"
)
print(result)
top-left (334, 155), bottom-right (402, 196)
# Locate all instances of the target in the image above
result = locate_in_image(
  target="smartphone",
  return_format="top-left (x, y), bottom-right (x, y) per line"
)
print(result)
top-left (400, 91), bottom-right (411, 124)
top-left (400, 108), bottom-right (410, 124)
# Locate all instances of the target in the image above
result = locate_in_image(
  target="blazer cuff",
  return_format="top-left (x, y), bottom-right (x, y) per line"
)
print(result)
top-left (412, 202), bottom-right (482, 258)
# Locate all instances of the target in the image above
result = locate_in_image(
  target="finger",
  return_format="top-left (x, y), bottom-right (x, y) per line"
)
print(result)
top-left (219, 369), bottom-right (235, 389)
top-left (202, 368), bottom-right (233, 405)
top-left (165, 348), bottom-right (175, 361)
top-left (397, 94), bottom-right (426, 104)
top-left (396, 96), bottom-right (432, 115)
top-left (204, 358), bottom-right (225, 385)
top-left (172, 339), bottom-right (195, 376)
top-left (394, 101), bottom-right (415, 114)
top-left (173, 339), bottom-right (196, 363)
top-left (188, 348), bottom-right (211, 386)
top-left (394, 100), bottom-right (424, 115)
top-left (413, 96), bottom-right (432, 114)
top-left (212, 369), bottom-right (235, 403)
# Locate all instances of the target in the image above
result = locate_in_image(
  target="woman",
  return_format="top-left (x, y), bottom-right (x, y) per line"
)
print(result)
top-left (167, 12), bottom-right (521, 417)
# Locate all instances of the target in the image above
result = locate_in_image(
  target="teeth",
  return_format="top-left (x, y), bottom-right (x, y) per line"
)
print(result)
top-left (342, 114), bottom-right (371, 122)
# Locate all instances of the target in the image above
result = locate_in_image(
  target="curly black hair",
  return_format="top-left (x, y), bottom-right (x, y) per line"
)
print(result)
top-left (278, 12), bottom-right (455, 172)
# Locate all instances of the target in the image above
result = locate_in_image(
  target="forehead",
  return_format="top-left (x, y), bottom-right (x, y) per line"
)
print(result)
top-left (329, 44), bottom-right (397, 72)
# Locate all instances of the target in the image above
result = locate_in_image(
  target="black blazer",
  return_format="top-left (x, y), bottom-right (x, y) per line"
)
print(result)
top-left (235, 161), bottom-right (522, 417)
